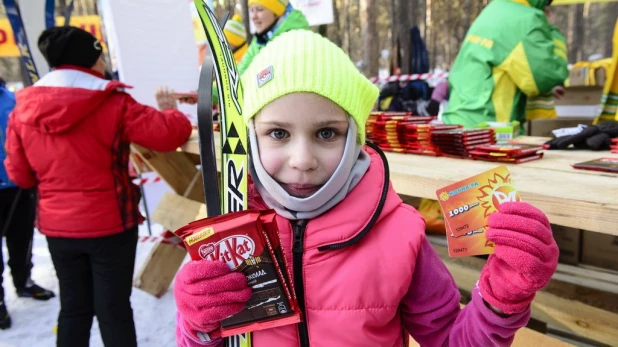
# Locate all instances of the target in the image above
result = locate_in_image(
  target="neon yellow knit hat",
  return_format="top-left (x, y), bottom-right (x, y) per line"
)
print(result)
top-left (224, 14), bottom-right (247, 47)
top-left (242, 30), bottom-right (379, 144)
top-left (248, 0), bottom-right (289, 17)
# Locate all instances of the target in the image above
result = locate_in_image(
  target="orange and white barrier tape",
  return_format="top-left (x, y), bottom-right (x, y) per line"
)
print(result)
top-left (370, 72), bottom-right (449, 84)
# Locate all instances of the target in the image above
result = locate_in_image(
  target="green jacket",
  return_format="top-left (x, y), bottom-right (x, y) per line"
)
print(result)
top-left (443, 0), bottom-right (568, 128)
top-left (237, 9), bottom-right (309, 75)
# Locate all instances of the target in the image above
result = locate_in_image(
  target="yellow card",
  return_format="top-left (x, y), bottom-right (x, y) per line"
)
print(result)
top-left (435, 166), bottom-right (521, 257)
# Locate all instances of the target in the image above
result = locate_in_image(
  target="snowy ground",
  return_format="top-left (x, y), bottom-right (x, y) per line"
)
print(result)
top-left (1, 222), bottom-right (184, 347)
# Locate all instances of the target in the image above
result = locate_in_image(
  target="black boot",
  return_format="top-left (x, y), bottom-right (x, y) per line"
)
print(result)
top-left (16, 282), bottom-right (56, 301)
top-left (0, 301), bottom-right (11, 329)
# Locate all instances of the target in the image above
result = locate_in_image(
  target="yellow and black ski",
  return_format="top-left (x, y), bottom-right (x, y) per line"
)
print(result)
top-left (193, 1), bottom-right (250, 346)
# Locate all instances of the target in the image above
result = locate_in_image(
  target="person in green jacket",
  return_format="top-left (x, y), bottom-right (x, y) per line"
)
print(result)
top-left (443, 0), bottom-right (568, 129)
top-left (210, 0), bottom-right (308, 107)
top-left (239, 0), bottom-right (309, 74)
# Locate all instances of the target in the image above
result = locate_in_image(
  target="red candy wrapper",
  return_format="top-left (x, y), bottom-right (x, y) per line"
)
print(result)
top-left (175, 209), bottom-right (301, 337)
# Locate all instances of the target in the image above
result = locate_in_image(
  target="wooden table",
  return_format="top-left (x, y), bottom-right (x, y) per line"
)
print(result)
top-left (182, 132), bottom-right (618, 236)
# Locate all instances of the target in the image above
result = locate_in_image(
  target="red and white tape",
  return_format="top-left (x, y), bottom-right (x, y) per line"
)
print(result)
top-left (132, 176), bottom-right (161, 186)
top-left (139, 231), bottom-right (184, 247)
top-left (139, 235), bottom-right (162, 243)
top-left (370, 72), bottom-right (449, 84)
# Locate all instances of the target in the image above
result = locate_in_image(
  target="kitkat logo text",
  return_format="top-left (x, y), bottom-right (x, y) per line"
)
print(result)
top-left (199, 235), bottom-right (256, 270)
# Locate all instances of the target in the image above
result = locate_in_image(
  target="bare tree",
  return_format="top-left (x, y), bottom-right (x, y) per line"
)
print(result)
top-left (239, 0), bottom-right (252, 43)
top-left (602, 3), bottom-right (618, 58)
top-left (460, 0), bottom-right (472, 40)
top-left (426, 0), bottom-right (434, 67)
top-left (332, 0), bottom-right (343, 46)
top-left (394, 0), bottom-right (414, 74)
top-left (567, 4), bottom-right (584, 62)
top-left (360, 0), bottom-right (379, 77)
top-left (343, 0), bottom-right (351, 54)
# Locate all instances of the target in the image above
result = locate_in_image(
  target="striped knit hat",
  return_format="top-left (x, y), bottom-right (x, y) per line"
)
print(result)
top-left (242, 30), bottom-right (379, 144)
top-left (224, 14), bottom-right (247, 47)
top-left (248, 0), bottom-right (289, 17)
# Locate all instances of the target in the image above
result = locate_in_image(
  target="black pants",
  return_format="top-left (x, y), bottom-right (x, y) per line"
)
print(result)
top-left (47, 227), bottom-right (138, 347)
top-left (0, 187), bottom-right (35, 301)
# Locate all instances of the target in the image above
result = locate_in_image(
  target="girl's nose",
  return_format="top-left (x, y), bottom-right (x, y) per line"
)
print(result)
top-left (288, 142), bottom-right (318, 171)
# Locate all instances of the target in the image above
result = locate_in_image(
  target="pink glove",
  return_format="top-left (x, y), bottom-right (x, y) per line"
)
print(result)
top-left (479, 202), bottom-right (558, 315)
top-left (175, 261), bottom-right (252, 338)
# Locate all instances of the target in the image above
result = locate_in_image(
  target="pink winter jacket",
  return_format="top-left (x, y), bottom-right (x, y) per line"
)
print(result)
top-left (177, 146), bottom-right (531, 346)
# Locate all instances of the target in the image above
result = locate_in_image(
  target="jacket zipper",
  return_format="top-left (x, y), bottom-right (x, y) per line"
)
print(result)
top-left (290, 142), bottom-right (389, 346)
top-left (292, 220), bottom-right (310, 347)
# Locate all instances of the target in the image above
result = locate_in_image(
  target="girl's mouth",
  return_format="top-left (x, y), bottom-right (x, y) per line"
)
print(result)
top-left (280, 183), bottom-right (321, 198)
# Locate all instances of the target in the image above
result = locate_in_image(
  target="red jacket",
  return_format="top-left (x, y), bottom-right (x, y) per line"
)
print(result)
top-left (4, 66), bottom-right (192, 238)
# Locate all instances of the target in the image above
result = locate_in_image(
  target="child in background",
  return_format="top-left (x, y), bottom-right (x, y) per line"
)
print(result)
top-left (174, 30), bottom-right (558, 346)
top-left (224, 14), bottom-right (249, 63)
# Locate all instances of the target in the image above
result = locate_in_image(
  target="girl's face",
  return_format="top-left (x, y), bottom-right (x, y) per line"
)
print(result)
top-left (249, 4), bottom-right (277, 34)
top-left (254, 93), bottom-right (349, 198)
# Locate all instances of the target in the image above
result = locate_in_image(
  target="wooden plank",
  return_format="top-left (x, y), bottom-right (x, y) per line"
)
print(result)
top-left (511, 328), bottom-right (573, 347)
top-left (554, 86), bottom-right (603, 106)
top-left (133, 241), bottom-right (187, 298)
top-left (180, 132), bottom-right (618, 235)
top-left (432, 244), bottom-right (618, 346)
top-left (179, 131), bottom-right (201, 155)
top-left (408, 320), bottom-right (573, 347)
top-left (151, 192), bottom-right (207, 232)
top-left (131, 144), bottom-right (205, 203)
top-left (427, 234), bottom-right (618, 313)
top-left (556, 263), bottom-right (618, 285)
top-left (552, 264), bottom-right (618, 295)
top-left (135, 191), bottom-right (208, 299)
top-left (551, 272), bottom-right (618, 295)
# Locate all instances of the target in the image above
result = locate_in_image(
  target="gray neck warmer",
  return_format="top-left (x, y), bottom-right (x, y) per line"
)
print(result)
top-left (249, 117), bottom-right (370, 220)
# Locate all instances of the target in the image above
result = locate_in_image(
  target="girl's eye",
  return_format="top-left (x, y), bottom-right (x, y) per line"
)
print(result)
top-left (269, 129), bottom-right (289, 140)
top-left (317, 128), bottom-right (337, 140)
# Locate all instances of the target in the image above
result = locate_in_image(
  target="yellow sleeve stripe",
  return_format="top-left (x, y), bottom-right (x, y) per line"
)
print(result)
top-left (491, 41), bottom-right (540, 123)
top-left (510, 0), bottom-right (531, 7)
top-left (498, 42), bottom-right (540, 96)
top-left (553, 38), bottom-right (567, 51)
top-left (554, 47), bottom-right (567, 61)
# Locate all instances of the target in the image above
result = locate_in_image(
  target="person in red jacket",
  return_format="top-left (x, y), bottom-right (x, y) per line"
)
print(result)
top-left (4, 26), bottom-right (192, 347)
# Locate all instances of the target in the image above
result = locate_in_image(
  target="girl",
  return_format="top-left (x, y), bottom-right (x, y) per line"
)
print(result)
top-left (175, 30), bottom-right (558, 346)
top-left (224, 14), bottom-right (249, 64)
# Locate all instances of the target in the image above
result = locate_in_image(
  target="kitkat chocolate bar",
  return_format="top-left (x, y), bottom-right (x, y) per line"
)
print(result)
top-left (175, 209), bottom-right (300, 336)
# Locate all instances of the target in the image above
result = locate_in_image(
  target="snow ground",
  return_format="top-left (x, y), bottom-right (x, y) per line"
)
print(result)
top-left (1, 222), bottom-right (183, 347)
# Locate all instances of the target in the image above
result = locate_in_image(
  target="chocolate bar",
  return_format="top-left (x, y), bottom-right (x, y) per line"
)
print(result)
top-left (175, 210), bottom-right (301, 336)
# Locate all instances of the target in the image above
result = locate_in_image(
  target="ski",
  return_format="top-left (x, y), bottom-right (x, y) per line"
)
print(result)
top-left (193, 1), bottom-right (250, 346)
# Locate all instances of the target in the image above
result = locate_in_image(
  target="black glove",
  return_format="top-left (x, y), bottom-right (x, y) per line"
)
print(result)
top-left (545, 121), bottom-right (618, 150)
